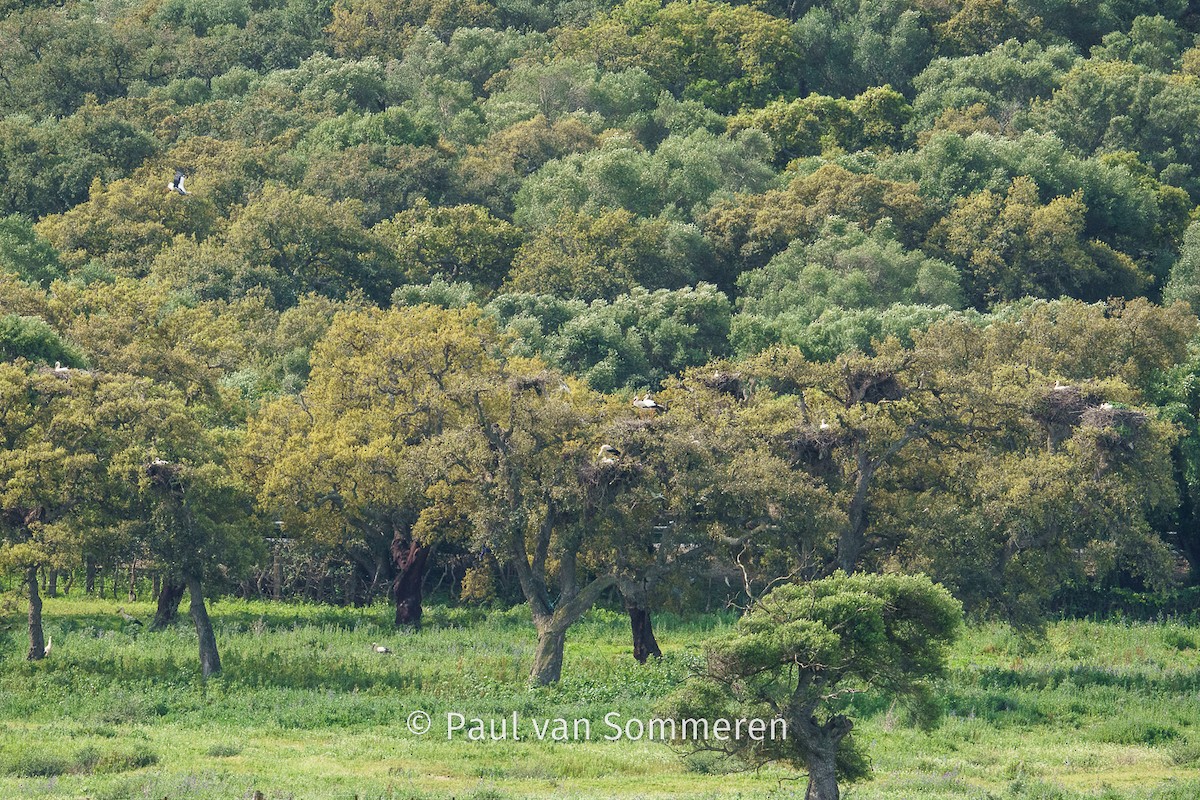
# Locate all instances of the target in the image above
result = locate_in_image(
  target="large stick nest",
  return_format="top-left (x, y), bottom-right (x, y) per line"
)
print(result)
top-left (1080, 405), bottom-right (1149, 452)
top-left (1030, 384), bottom-right (1105, 428)
top-left (785, 425), bottom-right (846, 475)
top-left (507, 371), bottom-right (567, 396)
top-left (579, 459), bottom-right (643, 490)
top-left (146, 459), bottom-right (184, 494)
top-left (846, 368), bottom-right (905, 405)
top-left (701, 370), bottom-right (753, 401)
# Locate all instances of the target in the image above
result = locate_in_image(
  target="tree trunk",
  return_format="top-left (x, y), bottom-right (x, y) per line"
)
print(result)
top-left (185, 574), bottom-right (221, 677)
top-left (272, 550), bottom-right (283, 601)
top-left (391, 533), bottom-right (430, 629)
top-left (152, 573), bottom-right (161, 600)
top-left (26, 566), bottom-right (46, 661)
top-left (626, 599), bottom-right (662, 663)
top-left (151, 575), bottom-right (186, 631)
top-left (530, 622), bottom-right (568, 686)
top-left (85, 559), bottom-right (95, 594)
top-left (47, 569), bottom-right (58, 598)
top-left (799, 714), bottom-right (852, 800)
top-left (837, 449), bottom-right (875, 574)
top-left (804, 750), bottom-right (840, 800)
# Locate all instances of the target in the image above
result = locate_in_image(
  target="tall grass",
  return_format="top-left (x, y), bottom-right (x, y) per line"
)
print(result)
top-left (0, 597), bottom-right (1197, 798)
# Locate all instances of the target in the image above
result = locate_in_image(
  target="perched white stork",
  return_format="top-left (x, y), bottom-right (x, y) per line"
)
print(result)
top-left (169, 170), bottom-right (189, 195)
top-left (818, 419), bottom-right (830, 431)
top-left (632, 394), bottom-right (666, 413)
top-left (597, 444), bottom-right (620, 465)
top-left (53, 361), bottom-right (69, 376)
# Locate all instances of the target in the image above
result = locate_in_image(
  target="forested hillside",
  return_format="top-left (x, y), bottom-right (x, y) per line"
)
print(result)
top-left (5, 0), bottom-right (1200, 686)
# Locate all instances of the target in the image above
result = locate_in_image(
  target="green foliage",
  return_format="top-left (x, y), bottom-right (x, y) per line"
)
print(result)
top-left (560, 0), bottom-right (803, 112)
top-left (376, 200), bottom-right (519, 290)
top-left (737, 218), bottom-right (963, 325)
top-left (492, 284), bottom-right (731, 390)
top-left (728, 86), bottom-right (912, 164)
top-left (663, 573), bottom-right (962, 790)
top-left (0, 315), bottom-right (82, 367)
top-left (1163, 219), bottom-right (1200, 315)
top-left (0, 215), bottom-right (61, 285)
top-left (1026, 59), bottom-right (1200, 199)
top-left (910, 40), bottom-right (1078, 133)
top-left (927, 175), bottom-right (1147, 306)
top-left (513, 130), bottom-right (774, 230)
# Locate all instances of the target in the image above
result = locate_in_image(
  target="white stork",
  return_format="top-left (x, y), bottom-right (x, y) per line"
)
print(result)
top-left (169, 170), bottom-right (189, 195)
top-left (632, 394), bottom-right (666, 413)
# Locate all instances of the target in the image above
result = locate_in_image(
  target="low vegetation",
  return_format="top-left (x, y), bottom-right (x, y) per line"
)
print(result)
top-left (0, 596), bottom-right (1197, 800)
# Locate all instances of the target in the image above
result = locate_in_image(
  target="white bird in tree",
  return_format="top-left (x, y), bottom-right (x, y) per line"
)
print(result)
top-left (632, 394), bottom-right (666, 413)
top-left (53, 361), bottom-right (69, 375)
top-left (597, 444), bottom-right (620, 465)
top-left (818, 419), bottom-right (830, 430)
top-left (371, 642), bottom-right (392, 654)
top-left (168, 170), bottom-right (189, 195)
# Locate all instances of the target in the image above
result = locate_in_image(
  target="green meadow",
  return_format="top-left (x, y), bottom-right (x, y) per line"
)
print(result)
top-left (1, 597), bottom-right (1198, 800)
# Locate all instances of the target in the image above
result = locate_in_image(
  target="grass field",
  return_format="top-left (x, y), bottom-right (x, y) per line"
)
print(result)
top-left (1, 596), bottom-right (1199, 799)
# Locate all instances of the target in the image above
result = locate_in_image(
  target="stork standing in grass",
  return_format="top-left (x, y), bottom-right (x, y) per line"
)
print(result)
top-left (371, 642), bottom-right (392, 654)
top-left (118, 607), bottom-right (143, 627)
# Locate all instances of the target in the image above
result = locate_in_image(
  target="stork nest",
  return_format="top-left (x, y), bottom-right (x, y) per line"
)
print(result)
top-left (507, 371), bottom-right (563, 396)
top-left (579, 459), bottom-right (642, 489)
top-left (2, 506), bottom-right (43, 528)
top-left (785, 427), bottom-right (845, 475)
top-left (1030, 385), bottom-right (1105, 428)
top-left (146, 460), bottom-right (184, 494)
top-left (1080, 406), bottom-right (1148, 452)
top-left (702, 370), bottom-right (752, 401)
top-left (846, 368), bottom-right (905, 405)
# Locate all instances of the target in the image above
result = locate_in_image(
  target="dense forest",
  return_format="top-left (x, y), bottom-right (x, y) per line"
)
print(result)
top-left (6, 0), bottom-right (1200, 706)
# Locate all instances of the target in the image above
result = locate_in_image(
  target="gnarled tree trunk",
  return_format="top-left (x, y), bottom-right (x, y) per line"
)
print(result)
top-left (531, 621), bottom-right (568, 686)
top-left (799, 713), bottom-right (852, 800)
top-left (622, 588), bottom-right (662, 663)
top-left (185, 573), bottom-right (221, 677)
top-left (391, 532), bottom-right (430, 629)
top-left (151, 574), bottom-right (186, 631)
top-left (26, 565), bottom-right (46, 661)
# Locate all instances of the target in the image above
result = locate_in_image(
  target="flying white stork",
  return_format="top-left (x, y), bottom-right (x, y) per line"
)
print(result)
top-left (169, 170), bottom-right (189, 195)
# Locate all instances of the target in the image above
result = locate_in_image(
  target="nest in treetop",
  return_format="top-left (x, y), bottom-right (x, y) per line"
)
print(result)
top-left (1029, 385), bottom-right (1105, 428)
top-left (701, 370), bottom-right (752, 401)
top-left (846, 368), bottom-right (905, 405)
top-left (786, 427), bottom-right (845, 474)
top-left (579, 459), bottom-right (642, 489)
top-left (2, 506), bottom-right (43, 528)
top-left (1081, 405), bottom-right (1148, 451)
top-left (146, 459), bottom-right (184, 493)
top-left (507, 372), bottom-right (564, 396)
